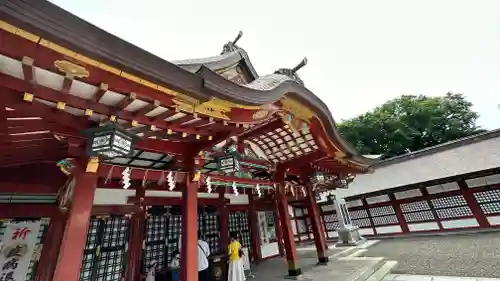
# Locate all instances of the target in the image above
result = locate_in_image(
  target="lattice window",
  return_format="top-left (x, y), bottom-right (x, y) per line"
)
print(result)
top-left (199, 211), bottom-right (221, 254)
top-left (369, 206), bottom-right (395, 216)
top-left (349, 209), bottom-right (369, 219)
top-left (296, 220), bottom-right (307, 233)
top-left (325, 221), bottom-right (340, 231)
top-left (0, 218), bottom-right (49, 281)
top-left (430, 195), bottom-right (472, 220)
top-left (400, 201), bottom-right (431, 212)
top-left (474, 189), bottom-right (500, 215)
top-left (351, 218), bottom-right (371, 227)
top-left (431, 196), bottom-right (468, 209)
top-left (80, 216), bottom-right (130, 281)
top-left (228, 211), bottom-right (252, 254)
top-left (143, 214), bottom-right (168, 272)
top-left (323, 214), bottom-right (337, 223)
top-left (474, 190), bottom-right (500, 203)
top-left (403, 211), bottom-right (435, 222)
top-left (436, 206), bottom-right (473, 219)
top-left (372, 215), bottom-right (399, 226)
top-left (480, 202), bottom-right (500, 214)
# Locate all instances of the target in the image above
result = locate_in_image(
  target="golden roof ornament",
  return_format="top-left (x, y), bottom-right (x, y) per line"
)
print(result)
top-left (54, 60), bottom-right (90, 78)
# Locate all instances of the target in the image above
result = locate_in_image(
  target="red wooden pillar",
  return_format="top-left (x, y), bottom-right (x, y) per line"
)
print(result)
top-left (420, 187), bottom-right (444, 230)
top-left (218, 187), bottom-right (229, 253)
top-left (52, 157), bottom-right (99, 281)
top-left (277, 186), bottom-right (302, 276)
top-left (180, 177), bottom-right (199, 281)
top-left (275, 167), bottom-right (302, 276)
top-left (248, 192), bottom-right (262, 263)
top-left (273, 197), bottom-right (285, 257)
top-left (125, 186), bottom-right (146, 281)
top-left (458, 179), bottom-right (490, 228)
top-left (388, 193), bottom-right (409, 233)
top-left (305, 185), bottom-right (328, 264)
top-left (35, 211), bottom-right (67, 281)
top-left (292, 208), bottom-right (300, 242)
top-left (361, 198), bottom-right (378, 235)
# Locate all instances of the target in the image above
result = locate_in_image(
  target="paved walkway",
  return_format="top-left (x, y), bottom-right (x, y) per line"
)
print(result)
top-left (250, 243), bottom-right (384, 281)
top-left (384, 274), bottom-right (500, 281)
top-left (363, 232), bottom-right (500, 278)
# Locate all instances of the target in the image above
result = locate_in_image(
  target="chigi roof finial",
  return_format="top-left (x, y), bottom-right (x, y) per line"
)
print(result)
top-left (221, 31), bottom-right (244, 54)
top-left (291, 57), bottom-right (308, 73)
top-left (273, 57), bottom-right (308, 85)
top-left (232, 31), bottom-right (243, 45)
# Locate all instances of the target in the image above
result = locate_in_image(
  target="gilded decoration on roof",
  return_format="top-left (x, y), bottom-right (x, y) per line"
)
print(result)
top-left (280, 96), bottom-right (315, 121)
top-left (252, 110), bottom-right (268, 120)
top-left (54, 60), bottom-right (89, 78)
top-left (195, 99), bottom-right (231, 120)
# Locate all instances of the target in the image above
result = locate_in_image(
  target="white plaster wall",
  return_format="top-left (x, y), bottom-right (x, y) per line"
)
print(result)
top-left (337, 136), bottom-right (500, 197)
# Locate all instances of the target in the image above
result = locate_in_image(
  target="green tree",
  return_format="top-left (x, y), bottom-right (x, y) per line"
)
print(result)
top-left (338, 93), bottom-right (485, 159)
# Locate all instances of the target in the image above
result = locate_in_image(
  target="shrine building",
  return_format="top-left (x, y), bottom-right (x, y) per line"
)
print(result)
top-left (0, 2), bottom-right (376, 281)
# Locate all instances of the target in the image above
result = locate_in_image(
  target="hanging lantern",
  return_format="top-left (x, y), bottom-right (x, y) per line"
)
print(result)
top-left (217, 153), bottom-right (240, 174)
top-left (82, 122), bottom-right (140, 159)
top-left (310, 172), bottom-right (326, 185)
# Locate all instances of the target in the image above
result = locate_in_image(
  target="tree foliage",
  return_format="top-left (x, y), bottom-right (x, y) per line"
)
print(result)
top-left (338, 93), bottom-right (485, 159)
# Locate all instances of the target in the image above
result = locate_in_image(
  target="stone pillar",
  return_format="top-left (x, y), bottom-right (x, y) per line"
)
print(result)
top-left (52, 157), bottom-right (99, 281)
top-left (305, 185), bottom-right (329, 264)
top-left (334, 196), bottom-right (365, 246)
top-left (180, 177), bottom-right (199, 281)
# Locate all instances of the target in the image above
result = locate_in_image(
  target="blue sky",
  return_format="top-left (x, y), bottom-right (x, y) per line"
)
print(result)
top-left (50, 0), bottom-right (500, 129)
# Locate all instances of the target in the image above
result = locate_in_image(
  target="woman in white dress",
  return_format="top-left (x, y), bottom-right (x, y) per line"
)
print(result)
top-left (227, 232), bottom-right (245, 281)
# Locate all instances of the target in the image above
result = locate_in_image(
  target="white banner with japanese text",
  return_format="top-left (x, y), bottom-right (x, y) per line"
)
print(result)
top-left (0, 221), bottom-right (41, 281)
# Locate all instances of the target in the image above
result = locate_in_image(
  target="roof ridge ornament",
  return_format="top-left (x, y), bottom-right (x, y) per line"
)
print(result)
top-left (221, 31), bottom-right (244, 54)
top-left (274, 57), bottom-right (308, 85)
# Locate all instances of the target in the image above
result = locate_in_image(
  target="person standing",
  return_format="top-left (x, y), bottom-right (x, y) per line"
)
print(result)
top-left (178, 231), bottom-right (211, 281)
top-left (227, 232), bottom-right (245, 281)
top-left (197, 231), bottom-right (211, 281)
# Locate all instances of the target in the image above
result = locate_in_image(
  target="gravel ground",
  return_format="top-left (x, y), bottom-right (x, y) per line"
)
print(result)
top-left (363, 232), bottom-right (500, 278)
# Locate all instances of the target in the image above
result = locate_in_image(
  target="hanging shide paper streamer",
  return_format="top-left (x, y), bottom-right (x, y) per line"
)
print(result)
top-left (206, 176), bottom-right (212, 193)
top-left (121, 167), bottom-right (131, 189)
top-left (167, 171), bottom-right (176, 191)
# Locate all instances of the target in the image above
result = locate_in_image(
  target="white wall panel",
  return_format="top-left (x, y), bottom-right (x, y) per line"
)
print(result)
top-left (337, 135), bottom-right (500, 197)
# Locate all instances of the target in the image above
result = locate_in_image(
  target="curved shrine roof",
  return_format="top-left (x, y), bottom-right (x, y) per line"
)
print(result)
top-left (0, 0), bottom-right (376, 175)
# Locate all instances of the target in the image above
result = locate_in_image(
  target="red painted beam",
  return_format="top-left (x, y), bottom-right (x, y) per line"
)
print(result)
top-left (0, 182), bottom-right (59, 194)
top-left (208, 175), bottom-right (278, 186)
top-left (127, 196), bottom-right (226, 206)
top-left (0, 204), bottom-right (59, 218)
top-left (0, 73), bottom-right (210, 136)
top-left (92, 204), bottom-right (141, 215)
top-left (0, 29), bottom-right (181, 112)
top-left (98, 164), bottom-right (188, 181)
